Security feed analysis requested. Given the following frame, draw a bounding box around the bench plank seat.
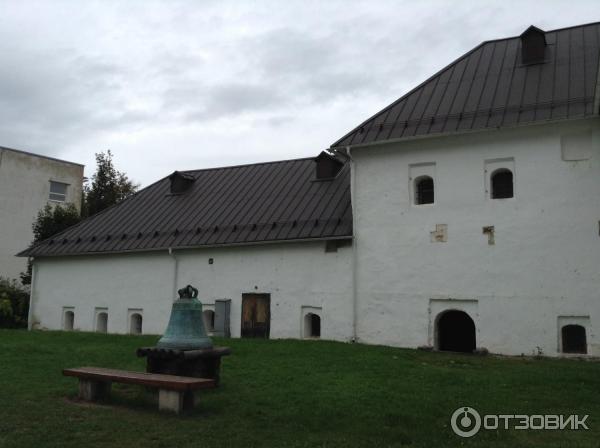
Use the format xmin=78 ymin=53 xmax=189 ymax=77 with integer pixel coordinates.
xmin=63 ymin=367 xmax=215 ymax=414
xmin=63 ymin=367 xmax=215 ymax=391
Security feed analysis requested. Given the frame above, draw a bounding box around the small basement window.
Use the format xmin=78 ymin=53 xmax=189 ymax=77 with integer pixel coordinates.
xmin=561 ymin=324 xmax=587 ymax=354
xmin=49 ymin=181 xmax=68 ymax=202
xmin=414 ymin=176 xmax=434 ymax=205
xmin=130 ymin=313 xmax=142 ymax=335
xmin=96 ymin=312 xmax=108 ymax=333
xmin=203 ymin=310 xmax=215 ymax=332
xmin=63 ymin=310 xmax=74 ymax=331
xmin=491 ymin=169 xmax=513 ymax=199
xmin=304 ymin=312 xmax=321 ymax=338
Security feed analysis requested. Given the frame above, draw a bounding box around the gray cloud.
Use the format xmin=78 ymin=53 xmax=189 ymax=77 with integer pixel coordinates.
xmin=246 ymin=28 xmax=380 ymax=103
xmin=189 ymin=83 xmax=285 ymax=120
xmin=0 ymin=0 xmax=597 ymax=184
xmin=0 ymin=44 xmax=150 ymax=152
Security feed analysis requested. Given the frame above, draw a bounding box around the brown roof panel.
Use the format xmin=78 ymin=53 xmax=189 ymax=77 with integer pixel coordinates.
xmin=19 ymin=157 xmax=352 ymax=257
xmin=331 ymin=22 xmax=600 ymax=149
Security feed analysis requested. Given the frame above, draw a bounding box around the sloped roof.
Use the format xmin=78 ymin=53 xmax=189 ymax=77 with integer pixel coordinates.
xmin=332 ymin=22 xmax=600 ymax=148
xmin=19 ymin=157 xmax=352 ymax=257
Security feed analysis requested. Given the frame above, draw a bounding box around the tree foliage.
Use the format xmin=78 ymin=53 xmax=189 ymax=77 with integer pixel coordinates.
xmin=20 ymin=203 xmax=81 ymax=285
xmin=32 ymin=203 xmax=81 ymax=243
xmin=83 ymin=150 xmax=138 ymax=217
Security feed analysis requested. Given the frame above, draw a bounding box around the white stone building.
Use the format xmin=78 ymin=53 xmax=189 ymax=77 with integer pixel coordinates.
xmin=21 ymin=23 xmax=600 ymax=357
xmin=0 ymin=146 xmax=83 ymax=280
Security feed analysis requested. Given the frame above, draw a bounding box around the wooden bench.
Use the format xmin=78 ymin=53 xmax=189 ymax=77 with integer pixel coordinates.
xmin=63 ymin=367 xmax=215 ymax=414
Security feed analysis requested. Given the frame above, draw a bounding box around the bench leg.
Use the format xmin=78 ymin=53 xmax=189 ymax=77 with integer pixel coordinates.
xmin=158 ymin=390 xmax=198 ymax=414
xmin=79 ymin=380 xmax=111 ymax=401
xmin=184 ymin=390 xmax=201 ymax=409
xmin=158 ymin=389 xmax=184 ymax=414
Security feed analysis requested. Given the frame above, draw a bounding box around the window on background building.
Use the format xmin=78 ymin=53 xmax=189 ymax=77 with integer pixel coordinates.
xmin=49 ymin=181 xmax=68 ymax=202
xmin=415 ymin=176 xmax=434 ymax=205
xmin=491 ymin=169 xmax=513 ymax=199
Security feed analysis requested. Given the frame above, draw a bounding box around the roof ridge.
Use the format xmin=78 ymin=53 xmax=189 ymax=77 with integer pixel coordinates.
xmin=474 ymin=21 xmax=600 ymax=46
xmin=180 ymin=155 xmax=318 ymax=174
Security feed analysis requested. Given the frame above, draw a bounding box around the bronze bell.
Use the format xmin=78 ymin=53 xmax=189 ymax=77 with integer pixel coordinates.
xmin=157 ymin=284 xmax=213 ymax=350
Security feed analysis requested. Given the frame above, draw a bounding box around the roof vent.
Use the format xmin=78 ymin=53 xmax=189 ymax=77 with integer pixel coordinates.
xmin=314 ymin=151 xmax=343 ymax=180
xmin=520 ymin=25 xmax=546 ymax=65
xmin=168 ymin=171 xmax=195 ymax=194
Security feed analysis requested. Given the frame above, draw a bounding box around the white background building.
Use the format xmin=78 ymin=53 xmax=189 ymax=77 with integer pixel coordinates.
xmin=22 ymin=22 xmax=600 ymax=357
xmin=0 ymin=146 xmax=83 ymax=281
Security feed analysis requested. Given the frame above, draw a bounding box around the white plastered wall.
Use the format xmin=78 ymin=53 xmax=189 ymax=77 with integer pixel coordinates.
xmin=30 ymin=241 xmax=353 ymax=341
xmin=351 ymin=118 xmax=600 ymax=356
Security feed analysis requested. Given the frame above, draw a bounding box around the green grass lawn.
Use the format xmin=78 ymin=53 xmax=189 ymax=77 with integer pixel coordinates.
xmin=0 ymin=330 xmax=599 ymax=448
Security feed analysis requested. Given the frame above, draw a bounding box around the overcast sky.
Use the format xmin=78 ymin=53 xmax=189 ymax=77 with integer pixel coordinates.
xmin=1 ymin=0 xmax=598 ymax=186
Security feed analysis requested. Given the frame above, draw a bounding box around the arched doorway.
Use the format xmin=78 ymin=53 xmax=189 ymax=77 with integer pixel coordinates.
xmin=561 ymin=324 xmax=587 ymax=354
xmin=436 ymin=310 xmax=476 ymax=353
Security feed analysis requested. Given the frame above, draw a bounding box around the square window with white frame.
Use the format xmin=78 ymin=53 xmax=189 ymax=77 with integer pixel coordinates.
xmin=49 ymin=181 xmax=68 ymax=202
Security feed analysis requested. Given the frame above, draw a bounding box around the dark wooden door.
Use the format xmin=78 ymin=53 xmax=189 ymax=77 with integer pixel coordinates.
xmin=241 ymin=294 xmax=270 ymax=338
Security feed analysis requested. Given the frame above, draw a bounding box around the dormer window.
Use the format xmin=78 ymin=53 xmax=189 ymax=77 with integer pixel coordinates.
xmin=314 ymin=151 xmax=343 ymax=180
xmin=520 ymin=25 xmax=546 ymax=65
xmin=168 ymin=171 xmax=195 ymax=194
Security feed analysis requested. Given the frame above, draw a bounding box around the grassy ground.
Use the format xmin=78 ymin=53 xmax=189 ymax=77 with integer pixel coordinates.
xmin=0 ymin=330 xmax=599 ymax=448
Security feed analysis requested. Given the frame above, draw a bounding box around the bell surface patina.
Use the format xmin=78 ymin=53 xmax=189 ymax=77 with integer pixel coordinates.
xmin=157 ymin=284 xmax=213 ymax=350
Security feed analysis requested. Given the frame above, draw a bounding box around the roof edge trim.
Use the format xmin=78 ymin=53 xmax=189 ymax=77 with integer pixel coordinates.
xmin=24 ymin=235 xmax=355 ymax=258
xmin=334 ymin=115 xmax=600 ymax=151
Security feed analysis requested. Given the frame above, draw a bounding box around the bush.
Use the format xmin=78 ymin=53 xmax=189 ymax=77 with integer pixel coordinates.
xmin=0 ymin=278 xmax=29 ymax=328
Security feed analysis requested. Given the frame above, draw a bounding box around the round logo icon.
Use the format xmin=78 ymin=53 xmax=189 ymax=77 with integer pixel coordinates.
xmin=451 ymin=407 xmax=482 ymax=438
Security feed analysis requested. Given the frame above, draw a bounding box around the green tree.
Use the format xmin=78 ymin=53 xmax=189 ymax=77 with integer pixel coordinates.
xmin=20 ymin=203 xmax=81 ymax=285
xmin=83 ymin=150 xmax=138 ymax=217
xmin=32 ymin=203 xmax=81 ymax=242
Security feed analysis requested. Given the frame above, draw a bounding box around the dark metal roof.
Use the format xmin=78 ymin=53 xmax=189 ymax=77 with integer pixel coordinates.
xmin=331 ymin=22 xmax=600 ymax=148
xmin=19 ymin=157 xmax=352 ymax=257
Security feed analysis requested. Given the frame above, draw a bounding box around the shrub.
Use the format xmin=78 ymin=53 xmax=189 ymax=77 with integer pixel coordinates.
xmin=0 ymin=278 xmax=29 ymax=328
